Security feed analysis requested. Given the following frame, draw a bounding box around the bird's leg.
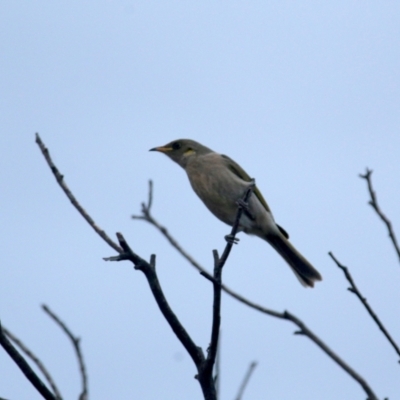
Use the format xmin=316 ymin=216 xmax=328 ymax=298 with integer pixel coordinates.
xmin=226 ymin=180 xmax=255 ymax=244
xmin=236 ymin=199 xmax=255 ymax=221
xmin=236 ymin=179 xmax=256 ymax=221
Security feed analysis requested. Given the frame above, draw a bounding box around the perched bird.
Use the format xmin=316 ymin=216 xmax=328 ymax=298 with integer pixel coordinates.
xmin=150 ymin=139 xmax=322 ymax=287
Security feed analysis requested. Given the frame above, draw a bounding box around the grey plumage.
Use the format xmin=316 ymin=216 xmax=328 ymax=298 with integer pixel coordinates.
xmin=150 ymin=139 xmax=322 ymax=287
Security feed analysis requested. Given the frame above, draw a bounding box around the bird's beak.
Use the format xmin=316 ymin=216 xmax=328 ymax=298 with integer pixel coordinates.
xmin=149 ymin=145 xmax=172 ymax=153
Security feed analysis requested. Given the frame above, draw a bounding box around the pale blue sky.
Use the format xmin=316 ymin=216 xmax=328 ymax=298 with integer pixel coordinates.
xmin=1 ymin=2 xmax=400 ymax=399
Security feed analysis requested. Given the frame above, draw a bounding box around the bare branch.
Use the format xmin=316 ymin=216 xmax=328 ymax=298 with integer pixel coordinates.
xmin=42 ymin=305 xmax=88 ymax=400
xmin=0 ymin=322 xmax=57 ymax=400
xmin=360 ymin=168 xmax=400 ymax=264
xmin=2 ymin=327 xmax=62 ymax=400
xmin=287 ymin=311 xmax=379 ymax=400
xmin=107 ymin=233 xmax=205 ymax=368
xmin=35 ymin=133 xmax=122 ymax=254
xmin=329 ymin=252 xmax=400 ymax=363
xmin=235 ymin=361 xmax=258 ymax=400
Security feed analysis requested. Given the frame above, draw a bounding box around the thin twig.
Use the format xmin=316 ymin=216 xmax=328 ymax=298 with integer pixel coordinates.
xmin=0 ymin=322 xmax=57 ymax=400
xmin=42 ymin=305 xmax=88 ymax=400
xmin=329 ymin=252 xmax=400 ymax=363
xmin=132 ymin=180 xmax=380 ymax=400
xmin=132 ymin=180 xmax=205 ymax=273
xmin=287 ymin=311 xmax=379 ymax=400
xmin=235 ymin=361 xmax=258 ymax=400
xmin=2 ymin=328 xmax=62 ymax=400
xmin=35 ymin=133 xmax=122 ymax=254
xmin=360 ymin=168 xmax=400 ymax=264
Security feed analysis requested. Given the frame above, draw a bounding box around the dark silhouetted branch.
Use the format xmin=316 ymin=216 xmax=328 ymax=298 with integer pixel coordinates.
xmin=42 ymin=305 xmax=88 ymax=400
xmin=104 ymin=233 xmax=205 ymax=367
xmin=360 ymin=168 xmax=400 ymax=264
xmin=329 ymin=252 xmax=400 ymax=363
xmin=104 ymin=233 xmax=217 ymax=399
xmin=235 ymin=361 xmax=258 ymax=400
xmin=2 ymin=327 xmax=62 ymax=400
xmin=0 ymin=322 xmax=57 ymax=400
xmin=35 ymin=133 xmax=122 ymax=254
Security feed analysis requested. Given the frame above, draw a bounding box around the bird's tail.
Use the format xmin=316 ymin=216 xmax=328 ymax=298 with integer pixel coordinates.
xmin=265 ymin=234 xmax=322 ymax=287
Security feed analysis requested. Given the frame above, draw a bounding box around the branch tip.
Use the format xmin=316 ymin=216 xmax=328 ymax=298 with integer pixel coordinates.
xmin=35 ymin=134 xmax=122 ymax=254
xmin=42 ymin=304 xmax=88 ymax=400
xmin=331 ymin=253 xmax=400 ymax=362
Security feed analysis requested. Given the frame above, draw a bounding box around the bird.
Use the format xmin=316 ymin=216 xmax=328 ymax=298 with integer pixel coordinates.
xmin=150 ymin=139 xmax=322 ymax=287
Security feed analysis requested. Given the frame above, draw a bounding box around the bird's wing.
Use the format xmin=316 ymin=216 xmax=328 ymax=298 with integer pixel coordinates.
xmin=221 ymin=154 xmax=271 ymax=213
xmin=221 ymin=154 xmax=289 ymax=239
xmin=221 ymin=154 xmax=290 ymax=239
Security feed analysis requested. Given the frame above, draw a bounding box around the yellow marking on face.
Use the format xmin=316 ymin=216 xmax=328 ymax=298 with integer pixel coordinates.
xmin=184 ymin=148 xmax=195 ymax=156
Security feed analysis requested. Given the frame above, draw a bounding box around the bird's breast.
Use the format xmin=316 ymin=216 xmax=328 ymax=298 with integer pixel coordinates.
xmin=185 ymin=158 xmax=252 ymax=226
xmin=184 ymin=155 xmax=278 ymax=236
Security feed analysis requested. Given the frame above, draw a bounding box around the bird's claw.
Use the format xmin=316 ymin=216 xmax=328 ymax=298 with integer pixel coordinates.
xmin=225 ymin=234 xmax=239 ymax=244
xmin=236 ymin=198 xmax=249 ymax=209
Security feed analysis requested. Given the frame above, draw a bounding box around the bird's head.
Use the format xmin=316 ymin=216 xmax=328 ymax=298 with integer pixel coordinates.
xmin=150 ymin=139 xmax=212 ymax=168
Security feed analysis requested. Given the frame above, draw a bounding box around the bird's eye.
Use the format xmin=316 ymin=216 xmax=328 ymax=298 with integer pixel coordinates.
xmin=172 ymin=142 xmax=181 ymax=150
